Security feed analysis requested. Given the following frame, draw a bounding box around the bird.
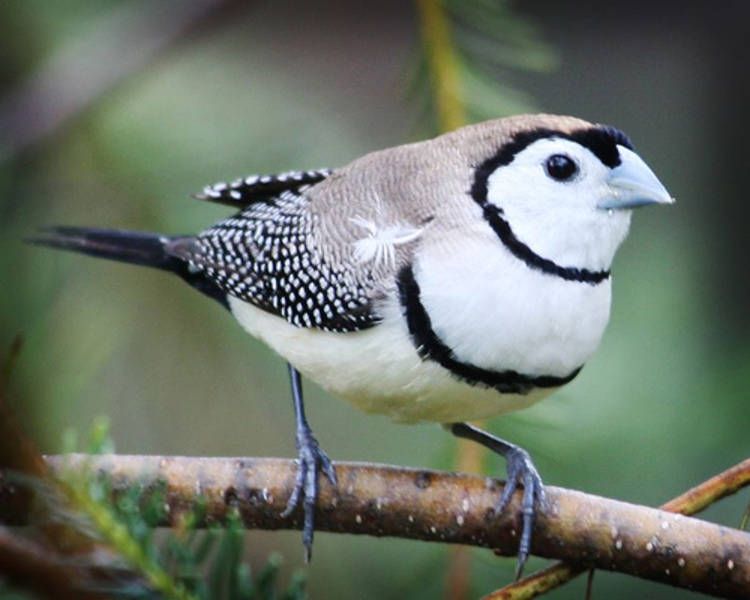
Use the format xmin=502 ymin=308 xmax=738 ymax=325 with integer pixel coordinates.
xmin=30 ymin=113 xmax=673 ymax=577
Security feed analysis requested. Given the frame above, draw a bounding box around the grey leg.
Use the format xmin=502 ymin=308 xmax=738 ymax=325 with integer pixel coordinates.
xmin=281 ymin=363 xmax=338 ymax=562
xmin=449 ymin=422 xmax=544 ymax=579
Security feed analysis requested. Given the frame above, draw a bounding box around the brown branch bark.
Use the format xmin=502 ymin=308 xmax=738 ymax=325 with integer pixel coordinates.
xmin=486 ymin=458 xmax=750 ymax=599
xmin=0 ymin=526 xmax=109 ymax=600
xmin=1 ymin=455 xmax=749 ymax=599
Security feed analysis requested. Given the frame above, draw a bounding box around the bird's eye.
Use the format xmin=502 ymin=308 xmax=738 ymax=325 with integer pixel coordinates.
xmin=544 ymin=154 xmax=578 ymax=182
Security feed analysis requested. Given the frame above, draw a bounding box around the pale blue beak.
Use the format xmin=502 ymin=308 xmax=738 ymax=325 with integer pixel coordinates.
xmin=598 ymin=146 xmax=674 ymax=210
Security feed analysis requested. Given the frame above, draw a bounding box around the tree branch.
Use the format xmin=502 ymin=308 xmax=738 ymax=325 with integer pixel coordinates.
xmin=487 ymin=458 xmax=750 ymax=599
xmin=662 ymin=458 xmax=750 ymax=514
xmin=1 ymin=455 xmax=747 ymax=598
xmin=0 ymin=526 xmax=108 ymax=600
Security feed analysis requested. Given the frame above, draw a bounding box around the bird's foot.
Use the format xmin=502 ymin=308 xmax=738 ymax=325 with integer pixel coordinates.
xmin=281 ymin=424 xmax=338 ymax=562
xmin=495 ymin=446 xmax=545 ymax=580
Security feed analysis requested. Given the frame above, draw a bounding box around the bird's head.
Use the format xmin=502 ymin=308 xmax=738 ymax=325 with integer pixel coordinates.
xmin=458 ymin=114 xmax=674 ymax=275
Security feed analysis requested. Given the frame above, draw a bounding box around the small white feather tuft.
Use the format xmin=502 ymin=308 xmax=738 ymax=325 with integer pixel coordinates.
xmin=350 ymin=217 xmax=422 ymax=269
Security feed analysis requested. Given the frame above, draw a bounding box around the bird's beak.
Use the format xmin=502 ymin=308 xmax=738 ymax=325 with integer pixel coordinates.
xmin=597 ymin=146 xmax=675 ymax=210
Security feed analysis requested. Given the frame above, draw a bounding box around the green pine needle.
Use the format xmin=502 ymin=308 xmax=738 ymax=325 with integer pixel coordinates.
xmin=49 ymin=421 xmax=307 ymax=600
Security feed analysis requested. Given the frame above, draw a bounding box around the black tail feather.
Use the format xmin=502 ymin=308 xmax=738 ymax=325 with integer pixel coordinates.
xmin=28 ymin=227 xmax=180 ymax=270
xmin=28 ymin=226 xmax=229 ymax=309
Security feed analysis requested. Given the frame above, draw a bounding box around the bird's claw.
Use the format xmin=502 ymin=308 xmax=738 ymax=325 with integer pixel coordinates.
xmin=281 ymin=425 xmax=337 ymax=562
xmin=496 ymin=446 xmax=545 ymax=580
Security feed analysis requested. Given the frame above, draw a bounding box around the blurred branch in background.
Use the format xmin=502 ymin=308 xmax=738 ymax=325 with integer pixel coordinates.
xmin=1 ymin=454 xmax=747 ymax=599
xmin=410 ymin=0 xmax=556 ymax=134
xmin=0 ymin=340 xmax=139 ymax=598
xmin=415 ymin=0 xmax=466 ymax=131
xmin=0 ymin=528 xmax=107 ymax=600
xmin=0 ymin=0 xmax=232 ymax=162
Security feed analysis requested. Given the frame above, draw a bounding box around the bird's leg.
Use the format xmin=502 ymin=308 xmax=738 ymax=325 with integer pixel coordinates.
xmin=448 ymin=422 xmax=544 ymax=580
xmin=281 ymin=363 xmax=337 ymax=562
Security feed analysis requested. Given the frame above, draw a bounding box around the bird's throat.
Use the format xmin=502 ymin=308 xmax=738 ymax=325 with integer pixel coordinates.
xmin=481 ymin=204 xmax=611 ymax=285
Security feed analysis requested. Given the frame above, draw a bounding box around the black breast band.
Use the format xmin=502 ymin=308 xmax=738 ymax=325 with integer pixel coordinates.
xmin=397 ymin=264 xmax=582 ymax=395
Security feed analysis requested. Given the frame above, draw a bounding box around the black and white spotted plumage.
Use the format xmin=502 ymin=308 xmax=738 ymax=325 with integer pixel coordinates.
xmin=196 ymin=168 xmax=333 ymax=208
xmin=175 ymin=177 xmax=378 ymax=332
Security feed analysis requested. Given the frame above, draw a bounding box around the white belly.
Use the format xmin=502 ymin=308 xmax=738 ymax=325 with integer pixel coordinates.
xmin=228 ymin=235 xmax=612 ymax=424
xmin=229 ymin=296 xmax=551 ymax=424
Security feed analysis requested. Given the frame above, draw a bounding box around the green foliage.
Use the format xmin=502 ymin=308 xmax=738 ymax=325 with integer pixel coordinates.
xmin=100 ymin=483 xmax=305 ymax=600
xmin=99 ymin=424 xmax=303 ymax=599
xmin=51 ymin=422 xmax=307 ymax=600
xmin=411 ymin=0 xmax=557 ymax=132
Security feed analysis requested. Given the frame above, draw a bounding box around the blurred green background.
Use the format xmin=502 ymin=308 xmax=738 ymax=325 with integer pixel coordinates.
xmin=1 ymin=1 xmax=748 ymax=598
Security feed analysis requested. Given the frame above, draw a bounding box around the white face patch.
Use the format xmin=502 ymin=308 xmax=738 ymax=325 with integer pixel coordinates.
xmin=350 ymin=217 xmax=423 ymax=270
xmin=484 ymin=138 xmax=632 ymax=272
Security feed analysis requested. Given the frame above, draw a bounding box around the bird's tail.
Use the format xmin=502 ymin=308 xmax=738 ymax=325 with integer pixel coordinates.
xmin=28 ymin=226 xmax=182 ymax=271
xmin=28 ymin=226 xmax=229 ymax=308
